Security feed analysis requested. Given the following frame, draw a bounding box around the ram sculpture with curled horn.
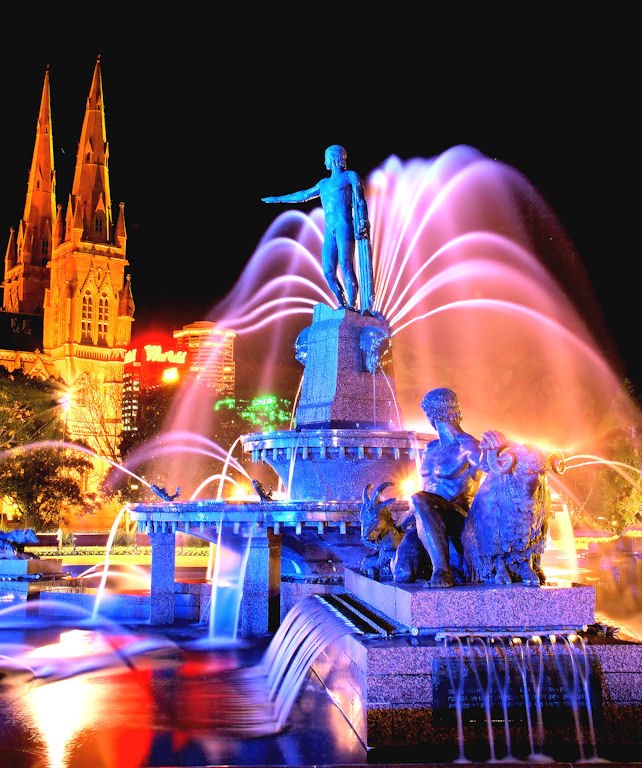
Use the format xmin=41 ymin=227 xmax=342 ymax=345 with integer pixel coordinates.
xmin=359 ymin=481 xmax=431 ymax=583
xmin=461 ymin=433 xmax=566 ymax=586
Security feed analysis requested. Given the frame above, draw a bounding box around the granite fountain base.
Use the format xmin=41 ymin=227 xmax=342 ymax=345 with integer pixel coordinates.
xmin=306 ymin=572 xmax=642 ymax=761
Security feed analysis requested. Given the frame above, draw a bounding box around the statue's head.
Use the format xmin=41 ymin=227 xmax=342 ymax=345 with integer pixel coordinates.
xmin=420 ymin=387 xmax=462 ymax=427
xmin=325 ymin=144 xmax=347 ymax=171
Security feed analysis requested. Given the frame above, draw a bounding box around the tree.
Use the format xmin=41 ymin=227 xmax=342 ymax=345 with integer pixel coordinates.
xmin=0 ymin=367 xmax=107 ymax=530
xmin=0 ymin=445 xmax=94 ymax=529
xmin=67 ymin=372 xmax=122 ymax=464
xmin=0 ymin=367 xmax=65 ymax=450
xmin=586 ymin=424 xmax=642 ymax=533
xmin=566 ymin=379 xmax=642 ymax=533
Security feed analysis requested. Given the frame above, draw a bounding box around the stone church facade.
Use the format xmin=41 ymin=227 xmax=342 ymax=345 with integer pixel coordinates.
xmin=1 ymin=56 xmax=134 ymax=459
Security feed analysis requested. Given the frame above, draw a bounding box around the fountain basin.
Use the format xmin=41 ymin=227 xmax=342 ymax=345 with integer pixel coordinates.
xmin=242 ymin=428 xmax=429 ymax=501
xmin=314 ymin=626 xmax=642 ymax=758
xmin=37 ymin=581 xmax=212 ymax=622
xmin=127 ymin=498 xmax=411 ymax=536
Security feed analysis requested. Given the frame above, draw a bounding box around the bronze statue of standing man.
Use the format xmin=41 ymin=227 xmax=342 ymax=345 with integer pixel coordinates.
xmin=262 ymin=145 xmax=374 ymax=313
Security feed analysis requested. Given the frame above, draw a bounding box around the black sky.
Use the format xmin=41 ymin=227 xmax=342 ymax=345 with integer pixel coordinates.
xmin=1 ymin=20 xmax=638 ymax=387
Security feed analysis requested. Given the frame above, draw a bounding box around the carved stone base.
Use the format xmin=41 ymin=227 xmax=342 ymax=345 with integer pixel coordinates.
xmin=295 ymin=303 xmax=398 ymax=429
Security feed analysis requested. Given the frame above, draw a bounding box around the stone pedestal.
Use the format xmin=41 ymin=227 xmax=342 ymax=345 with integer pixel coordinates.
xmin=345 ymin=568 xmax=596 ymax=632
xmin=149 ymin=531 xmax=176 ymax=625
xmin=295 ymin=304 xmax=399 ymax=429
xmin=308 ymin=576 xmax=642 ymax=758
xmin=240 ymin=530 xmax=282 ymax=636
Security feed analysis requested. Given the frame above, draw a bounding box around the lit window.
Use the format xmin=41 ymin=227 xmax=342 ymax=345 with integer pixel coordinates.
xmin=97 ymin=293 xmax=109 ymax=343
xmin=81 ymin=293 xmax=93 ymax=341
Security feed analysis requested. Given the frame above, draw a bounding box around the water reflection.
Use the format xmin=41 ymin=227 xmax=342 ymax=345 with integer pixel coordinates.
xmin=0 ymin=601 xmax=367 ymax=768
xmin=576 ymin=542 xmax=642 ymax=642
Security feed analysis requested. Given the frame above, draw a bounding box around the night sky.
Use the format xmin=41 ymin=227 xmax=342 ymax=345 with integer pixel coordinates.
xmin=1 ymin=21 xmax=638 ymax=388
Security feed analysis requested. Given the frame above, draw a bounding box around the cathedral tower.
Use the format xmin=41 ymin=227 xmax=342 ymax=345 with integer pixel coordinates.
xmin=2 ymin=56 xmax=135 ymax=459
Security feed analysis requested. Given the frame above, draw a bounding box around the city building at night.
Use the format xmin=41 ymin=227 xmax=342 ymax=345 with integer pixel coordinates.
xmin=122 ymin=323 xmax=237 ymax=437
xmin=173 ymin=320 xmax=236 ymax=395
xmin=0 ymin=56 xmax=134 ymax=457
xmin=122 ymin=333 xmax=187 ymax=436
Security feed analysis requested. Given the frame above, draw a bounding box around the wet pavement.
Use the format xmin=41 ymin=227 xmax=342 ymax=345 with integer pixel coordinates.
xmin=0 ymin=668 xmax=368 ymax=767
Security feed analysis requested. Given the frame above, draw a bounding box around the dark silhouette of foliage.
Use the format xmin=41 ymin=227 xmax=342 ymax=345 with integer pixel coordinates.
xmin=0 ymin=367 xmax=66 ymax=450
xmin=0 ymin=446 xmax=94 ymax=529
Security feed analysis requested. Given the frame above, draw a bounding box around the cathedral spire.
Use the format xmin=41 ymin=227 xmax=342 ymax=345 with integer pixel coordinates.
xmin=115 ymin=201 xmax=127 ymax=252
xmin=22 ymin=63 xmax=57 ymax=252
xmin=2 ymin=64 xmax=56 ymax=313
xmin=44 ymin=54 xmax=131 ymax=382
xmin=3 ymin=55 xmax=132 ymax=464
xmin=70 ymin=54 xmax=112 ymax=244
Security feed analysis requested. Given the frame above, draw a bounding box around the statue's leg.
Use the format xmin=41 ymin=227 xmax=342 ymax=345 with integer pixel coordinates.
xmin=512 ymin=557 xmax=540 ymax=586
xmin=391 ymin=526 xmax=430 ymax=583
xmin=532 ymin=553 xmax=547 ymax=585
xmin=360 ymin=552 xmax=380 ymax=580
xmin=493 ymin=555 xmax=512 ymax=585
xmin=377 ymin=541 xmax=395 ymax=581
xmin=330 ymin=279 xmax=348 ymax=307
xmin=446 ymin=510 xmax=467 ymax=582
xmin=412 ymin=492 xmax=459 ymax=588
xmin=338 ymin=239 xmax=358 ymax=309
xmin=532 ymin=529 xmax=548 ymax=584
xmin=322 ymin=241 xmax=348 ymax=307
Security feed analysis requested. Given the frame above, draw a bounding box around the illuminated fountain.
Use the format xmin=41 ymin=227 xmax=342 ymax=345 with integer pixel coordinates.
xmin=119 ymin=145 xmax=642 ymax=760
xmin=126 ymin=143 xmax=641 ymax=618
xmin=131 ymin=145 xmax=640 ymax=521
xmin=2 ymin=145 xmax=641 ymax=763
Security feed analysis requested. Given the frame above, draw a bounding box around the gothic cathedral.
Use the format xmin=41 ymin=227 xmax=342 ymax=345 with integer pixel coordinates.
xmin=1 ymin=56 xmax=135 ymax=459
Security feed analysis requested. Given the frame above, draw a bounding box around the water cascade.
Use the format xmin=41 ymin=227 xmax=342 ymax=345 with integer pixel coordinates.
xmin=437 ymin=631 xmax=601 ymax=762
xmin=205 ymin=514 xmax=256 ymax=642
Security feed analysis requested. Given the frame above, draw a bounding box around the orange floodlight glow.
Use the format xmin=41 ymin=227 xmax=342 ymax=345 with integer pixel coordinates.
xmin=161 ymin=367 xmax=179 ymax=384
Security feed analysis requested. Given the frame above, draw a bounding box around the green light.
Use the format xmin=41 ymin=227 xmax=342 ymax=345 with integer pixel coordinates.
xmin=214 ymin=397 xmax=236 ymax=411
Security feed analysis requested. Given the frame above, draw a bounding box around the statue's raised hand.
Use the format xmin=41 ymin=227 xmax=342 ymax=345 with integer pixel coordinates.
xmin=479 ymin=430 xmax=508 ymax=452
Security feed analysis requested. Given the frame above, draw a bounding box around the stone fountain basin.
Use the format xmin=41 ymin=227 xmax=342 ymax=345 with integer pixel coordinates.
xmin=127 ymin=498 xmax=411 ymax=538
xmin=242 ymin=428 xmax=430 ymax=501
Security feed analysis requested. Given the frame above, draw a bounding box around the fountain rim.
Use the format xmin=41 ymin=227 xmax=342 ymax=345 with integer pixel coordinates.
xmin=126 ymin=498 xmax=410 ymax=520
xmin=241 ymin=428 xmax=433 ymax=449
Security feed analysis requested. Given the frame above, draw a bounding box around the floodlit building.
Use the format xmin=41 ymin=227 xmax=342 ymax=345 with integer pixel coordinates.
xmin=122 ymin=334 xmax=188 ymax=436
xmin=0 ymin=58 xmax=236 ymax=461
xmin=0 ymin=56 xmax=134 ymax=457
xmin=173 ymin=321 xmax=236 ymax=396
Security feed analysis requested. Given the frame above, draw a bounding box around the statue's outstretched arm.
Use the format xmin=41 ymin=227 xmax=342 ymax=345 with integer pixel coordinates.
xmin=262 ymin=183 xmax=320 ymax=205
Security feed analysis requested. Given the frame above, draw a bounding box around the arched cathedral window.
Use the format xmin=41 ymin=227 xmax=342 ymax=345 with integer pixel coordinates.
xmin=81 ymin=292 xmax=94 ymax=342
xmin=98 ymin=293 xmax=109 ymax=344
